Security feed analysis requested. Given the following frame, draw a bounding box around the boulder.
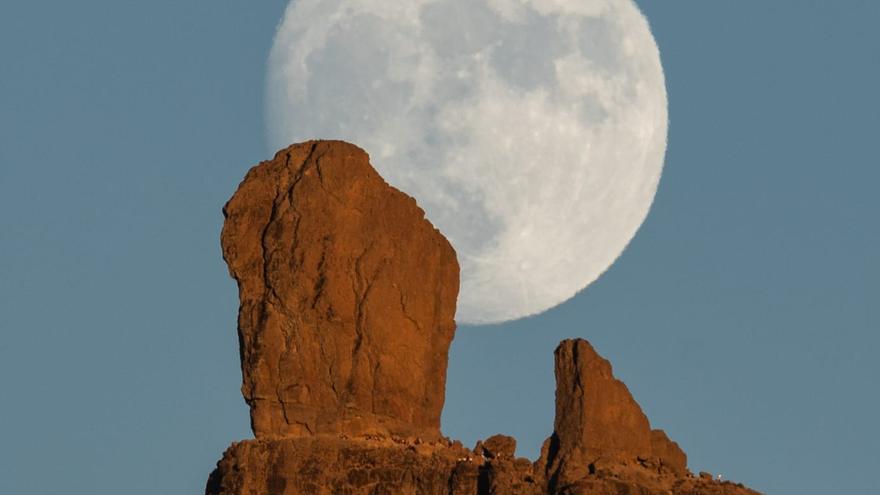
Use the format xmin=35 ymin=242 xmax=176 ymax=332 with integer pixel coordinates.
xmin=477 ymin=434 xmax=518 ymax=460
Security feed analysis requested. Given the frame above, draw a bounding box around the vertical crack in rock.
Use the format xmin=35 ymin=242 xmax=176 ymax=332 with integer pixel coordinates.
xmin=351 ymin=242 xmax=377 ymax=360
xmin=398 ymin=285 xmax=424 ymax=334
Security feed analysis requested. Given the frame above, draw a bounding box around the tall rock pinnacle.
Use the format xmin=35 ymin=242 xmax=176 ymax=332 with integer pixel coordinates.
xmin=543 ymin=339 xmax=688 ymax=491
xmin=220 ymin=140 xmax=459 ymax=440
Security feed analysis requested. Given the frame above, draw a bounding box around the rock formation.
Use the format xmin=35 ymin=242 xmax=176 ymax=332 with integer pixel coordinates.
xmin=220 ymin=140 xmax=458 ymax=440
xmin=207 ymin=140 xmax=762 ymax=495
xmin=542 ymin=339 xmax=688 ymax=491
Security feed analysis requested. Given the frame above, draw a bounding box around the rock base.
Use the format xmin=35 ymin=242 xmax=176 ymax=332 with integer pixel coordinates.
xmin=206 ymin=435 xmax=760 ymax=495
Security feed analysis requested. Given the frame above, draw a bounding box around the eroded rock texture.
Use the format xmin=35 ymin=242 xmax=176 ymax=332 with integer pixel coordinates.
xmin=541 ymin=339 xmax=689 ymax=492
xmin=208 ymin=141 xmax=761 ymax=495
xmin=207 ymin=434 xmax=759 ymax=495
xmin=221 ymin=140 xmax=459 ymax=440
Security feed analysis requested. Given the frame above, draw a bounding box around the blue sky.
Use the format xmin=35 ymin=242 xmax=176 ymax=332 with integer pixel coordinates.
xmin=1 ymin=1 xmax=878 ymax=494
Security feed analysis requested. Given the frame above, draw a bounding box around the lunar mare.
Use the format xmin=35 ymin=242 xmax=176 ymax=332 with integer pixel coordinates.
xmin=267 ymin=0 xmax=667 ymax=324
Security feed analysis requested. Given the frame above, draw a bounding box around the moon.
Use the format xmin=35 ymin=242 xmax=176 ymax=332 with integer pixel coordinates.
xmin=267 ymin=0 xmax=667 ymax=324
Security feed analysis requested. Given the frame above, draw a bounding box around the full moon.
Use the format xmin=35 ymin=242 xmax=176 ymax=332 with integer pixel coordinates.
xmin=267 ymin=0 xmax=667 ymax=324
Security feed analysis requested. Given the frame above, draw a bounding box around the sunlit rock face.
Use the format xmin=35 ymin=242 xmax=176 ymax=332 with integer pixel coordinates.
xmin=541 ymin=339 xmax=689 ymax=491
xmin=267 ymin=0 xmax=668 ymax=323
xmin=221 ymin=140 xmax=459 ymax=440
xmin=207 ymin=142 xmax=761 ymax=495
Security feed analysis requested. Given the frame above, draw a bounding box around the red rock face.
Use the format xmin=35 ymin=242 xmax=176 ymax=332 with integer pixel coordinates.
xmin=206 ymin=437 xmax=484 ymax=495
xmin=208 ymin=141 xmax=761 ymax=495
xmin=543 ymin=339 xmax=689 ymax=489
xmin=552 ymin=339 xmax=654 ymax=460
xmin=221 ymin=140 xmax=459 ymax=440
xmin=651 ymin=429 xmax=688 ymax=476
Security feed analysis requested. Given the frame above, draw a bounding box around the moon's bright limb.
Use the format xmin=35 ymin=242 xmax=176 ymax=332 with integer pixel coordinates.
xmin=267 ymin=0 xmax=667 ymax=324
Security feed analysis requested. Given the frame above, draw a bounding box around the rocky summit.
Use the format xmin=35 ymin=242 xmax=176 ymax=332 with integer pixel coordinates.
xmin=543 ymin=339 xmax=690 ymax=484
xmin=207 ymin=140 xmax=761 ymax=495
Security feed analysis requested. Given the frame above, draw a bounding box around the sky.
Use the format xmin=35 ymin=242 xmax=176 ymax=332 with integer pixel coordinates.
xmin=0 ymin=1 xmax=877 ymax=494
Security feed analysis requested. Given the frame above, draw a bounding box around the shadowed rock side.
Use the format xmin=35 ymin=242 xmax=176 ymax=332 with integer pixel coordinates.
xmin=208 ymin=140 xmax=761 ymax=495
xmin=221 ymin=140 xmax=459 ymax=440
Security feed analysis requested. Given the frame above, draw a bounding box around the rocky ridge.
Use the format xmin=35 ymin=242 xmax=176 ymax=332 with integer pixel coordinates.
xmin=207 ymin=140 xmax=761 ymax=495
